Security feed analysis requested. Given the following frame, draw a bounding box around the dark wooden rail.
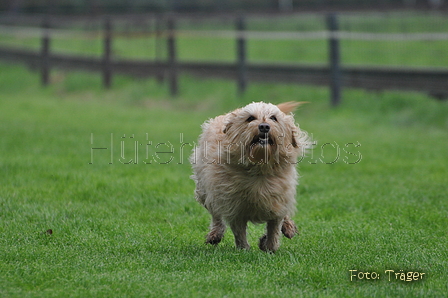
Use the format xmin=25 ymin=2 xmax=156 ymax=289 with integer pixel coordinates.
xmin=2 ymin=46 xmax=448 ymax=98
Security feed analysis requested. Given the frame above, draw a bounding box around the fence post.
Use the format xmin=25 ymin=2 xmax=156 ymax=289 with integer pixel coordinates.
xmin=327 ymin=13 xmax=341 ymax=107
xmin=155 ymin=16 xmax=165 ymax=83
xmin=167 ymin=18 xmax=178 ymax=96
xmin=103 ymin=16 xmax=112 ymax=89
xmin=41 ymin=18 xmax=50 ymax=86
xmin=236 ymin=16 xmax=247 ymax=95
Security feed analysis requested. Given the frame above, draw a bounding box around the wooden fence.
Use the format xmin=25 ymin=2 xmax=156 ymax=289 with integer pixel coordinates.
xmin=1 ymin=14 xmax=448 ymax=105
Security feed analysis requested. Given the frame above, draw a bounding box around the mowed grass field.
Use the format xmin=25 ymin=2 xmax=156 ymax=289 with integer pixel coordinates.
xmin=0 ymin=61 xmax=447 ymax=297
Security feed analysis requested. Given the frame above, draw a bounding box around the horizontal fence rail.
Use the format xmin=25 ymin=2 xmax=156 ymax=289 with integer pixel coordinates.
xmin=3 ymin=24 xmax=448 ymax=41
xmin=2 ymin=46 xmax=448 ymax=91
xmin=1 ymin=14 xmax=448 ymax=105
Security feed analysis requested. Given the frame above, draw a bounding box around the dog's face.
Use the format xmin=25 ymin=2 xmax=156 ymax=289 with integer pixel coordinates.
xmin=223 ymin=102 xmax=305 ymax=165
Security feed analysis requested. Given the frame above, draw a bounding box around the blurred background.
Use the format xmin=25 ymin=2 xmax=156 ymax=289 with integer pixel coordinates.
xmin=0 ymin=0 xmax=447 ymax=14
xmin=1 ymin=0 xmax=448 ymax=104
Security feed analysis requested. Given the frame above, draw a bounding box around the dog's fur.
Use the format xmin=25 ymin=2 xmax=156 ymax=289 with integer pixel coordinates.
xmin=190 ymin=102 xmax=308 ymax=252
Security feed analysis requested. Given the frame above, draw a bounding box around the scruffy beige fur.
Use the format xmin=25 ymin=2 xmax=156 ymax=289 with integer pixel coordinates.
xmin=190 ymin=102 xmax=309 ymax=252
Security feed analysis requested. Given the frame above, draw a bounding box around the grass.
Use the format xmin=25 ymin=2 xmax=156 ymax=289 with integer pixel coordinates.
xmin=0 ymin=61 xmax=447 ymax=297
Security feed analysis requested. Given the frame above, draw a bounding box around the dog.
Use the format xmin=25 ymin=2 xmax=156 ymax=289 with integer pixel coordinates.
xmin=190 ymin=102 xmax=309 ymax=252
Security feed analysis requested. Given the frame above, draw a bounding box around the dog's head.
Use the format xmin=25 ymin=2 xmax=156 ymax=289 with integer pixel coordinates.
xmin=223 ymin=101 xmax=308 ymax=165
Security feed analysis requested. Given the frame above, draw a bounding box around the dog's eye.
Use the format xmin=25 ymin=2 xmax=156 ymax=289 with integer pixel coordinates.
xmin=246 ymin=116 xmax=256 ymax=122
xmin=270 ymin=115 xmax=278 ymax=122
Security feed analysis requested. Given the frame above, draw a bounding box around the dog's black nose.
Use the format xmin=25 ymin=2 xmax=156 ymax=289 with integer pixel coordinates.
xmin=258 ymin=123 xmax=270 ymax=133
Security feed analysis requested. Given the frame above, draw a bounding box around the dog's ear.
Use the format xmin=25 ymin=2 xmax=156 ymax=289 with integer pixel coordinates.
xmin=277 ymin=102 xmax=308 ymax=114
xmin=223 ymin=122 xmax=231 ymax=134
xmin=223 ymin=112 xmax=237 ymax=134
xmin=291 ymin=129 xmax=299 ymax=148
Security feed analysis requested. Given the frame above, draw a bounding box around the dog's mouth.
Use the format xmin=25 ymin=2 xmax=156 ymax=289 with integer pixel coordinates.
xmin=251 ymin=133 xmax=274 ymax=146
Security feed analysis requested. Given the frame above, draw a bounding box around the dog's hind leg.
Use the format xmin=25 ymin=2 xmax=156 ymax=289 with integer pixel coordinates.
xmin=281 ymin=216 xmax=298 ymax=239
xmin=229 ymin=220 xmax=250 ymax=250
xmin=206 ymin=216 xmax=226 ymax=245
xmin=259 ymin=219 xmax=283 ymax=252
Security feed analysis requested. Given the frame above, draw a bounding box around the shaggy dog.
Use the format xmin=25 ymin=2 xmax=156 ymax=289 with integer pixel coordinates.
xmin=190 ymin=102 xmax=309 ymax=252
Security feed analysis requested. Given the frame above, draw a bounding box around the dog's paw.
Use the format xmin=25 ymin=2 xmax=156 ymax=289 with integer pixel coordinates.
xmin=281 ymin=219 xmax=298 ymax=239
xmin=258 ymin=234 xmax=268 ymax=251
xmin=258 ymin=234 xmax=278 ymax=253
xmin=206 ymin=230 xmax=223 ymax=245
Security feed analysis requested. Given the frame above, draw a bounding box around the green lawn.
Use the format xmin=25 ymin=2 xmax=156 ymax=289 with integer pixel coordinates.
xmin=0 ymin=62 xmax=447 ymax=297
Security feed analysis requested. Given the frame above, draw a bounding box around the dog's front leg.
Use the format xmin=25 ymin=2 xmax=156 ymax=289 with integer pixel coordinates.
xmin=281 ymin=216 xmax=298 ymax=239
xmin=259 ymin=219 xmax=282 ymax=252
xmin=206 ymin=216 xmax=226 ymax=245
xmin=229 ymin=220 xmax=250 ymax=250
